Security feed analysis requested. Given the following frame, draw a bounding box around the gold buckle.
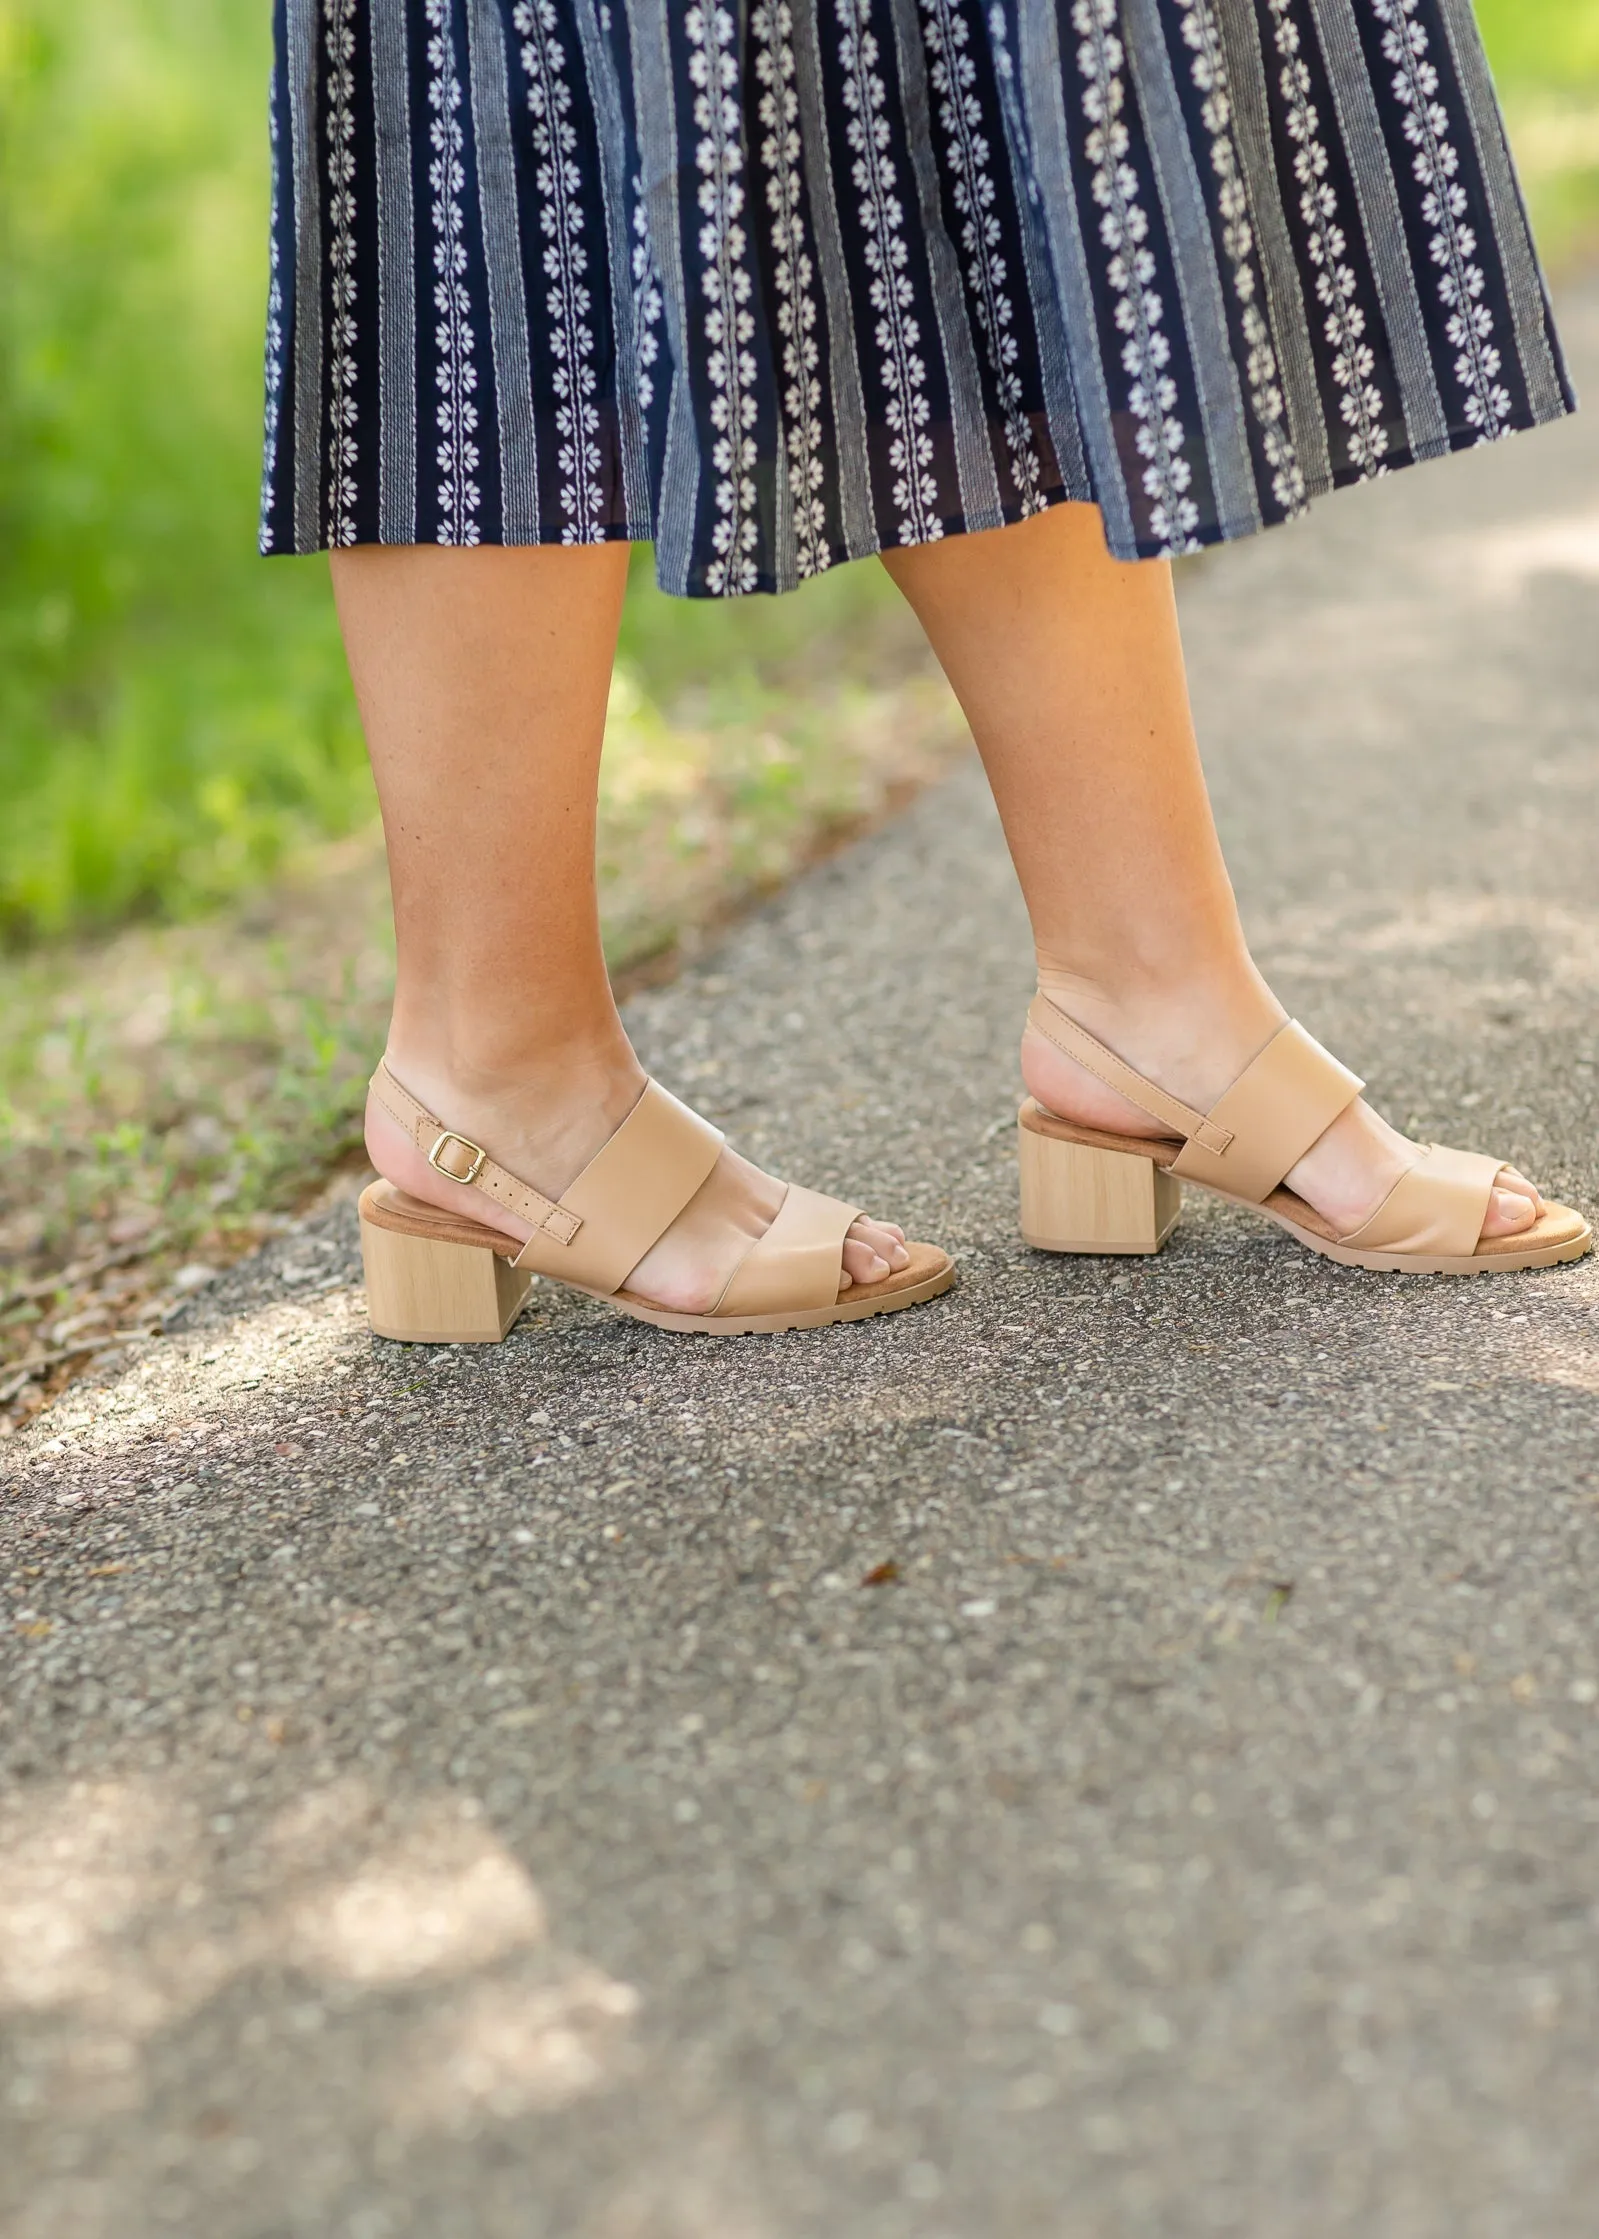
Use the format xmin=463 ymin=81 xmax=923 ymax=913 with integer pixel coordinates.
xmin=427 ymin=1129 xmax=487 ymax=1186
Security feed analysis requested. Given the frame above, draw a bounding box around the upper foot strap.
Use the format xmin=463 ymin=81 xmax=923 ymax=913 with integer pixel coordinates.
xmin=1169 ymin=1021 xmax=1364 ymax=1202
xmin=1029 ymin=994 xmax=1364 ymax=1206
xmin=542 ymin=1077 xmax=725 ymax=1293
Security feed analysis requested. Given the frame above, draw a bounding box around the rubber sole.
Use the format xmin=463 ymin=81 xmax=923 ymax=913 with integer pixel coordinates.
xmin=1259 ymin=1208 xmax=1593 ymax=1275
xmin=603 ymin=1256 xmax=957 ymax=1333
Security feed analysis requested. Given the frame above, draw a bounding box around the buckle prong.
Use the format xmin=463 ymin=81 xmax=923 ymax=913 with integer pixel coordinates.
xmin=427 ymin=1129 xmax=487 ymax=1186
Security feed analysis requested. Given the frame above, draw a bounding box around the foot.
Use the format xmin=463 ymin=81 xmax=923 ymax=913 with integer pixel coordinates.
xmin=366 ymin=1042 xmax=911 ymax=1312
xmin=1023 ymin=970 xmax=1545 ymax=1245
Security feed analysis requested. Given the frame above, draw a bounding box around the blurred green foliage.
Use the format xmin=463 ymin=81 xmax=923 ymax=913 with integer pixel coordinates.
xmin=1476 ymin=0 xmax=1599 ymax=84
xmin=1477 ymin=1 xmax=1599 ymax=269
xmin=0 ymin=0 xmax=1594 ymax=945
xmin=0 ymin=5 xmax=372 ymax=939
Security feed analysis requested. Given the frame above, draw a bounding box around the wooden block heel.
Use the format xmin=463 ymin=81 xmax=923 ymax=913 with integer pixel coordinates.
xmin=1018 ymin=1114 xmax=1182 ymax=1255
xmin=359 ymin=1192 xmax=535 ymax=1343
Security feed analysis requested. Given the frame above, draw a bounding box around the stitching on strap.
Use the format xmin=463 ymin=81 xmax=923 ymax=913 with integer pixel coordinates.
xmin=370 ymin=1070 xmax=422 ymax=1148
xmin=1029 ymin=995 xmax=1233 ymax=1153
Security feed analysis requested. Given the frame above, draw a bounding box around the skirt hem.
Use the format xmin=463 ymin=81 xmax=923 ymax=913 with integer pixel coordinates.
xmin=261 ymin=397 xmax=1575 ymax=597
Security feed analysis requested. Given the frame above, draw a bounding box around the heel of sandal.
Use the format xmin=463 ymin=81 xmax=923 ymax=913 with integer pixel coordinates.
xmin=359 ymin=1203 xmax=534 ymax=1343
xmin=1018 ymin=1120 xmax=1181 ymax=1256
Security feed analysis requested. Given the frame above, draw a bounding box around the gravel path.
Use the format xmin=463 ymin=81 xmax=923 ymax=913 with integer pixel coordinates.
xmin=5 ymin=297 xmax=1599 ymax=2239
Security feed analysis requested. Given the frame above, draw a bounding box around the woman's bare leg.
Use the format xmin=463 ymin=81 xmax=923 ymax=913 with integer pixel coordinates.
xmin=332 ymin=543 xmax=908 ymax=1303
xmin=882 ymin=506 xmax=1540 ymax=1241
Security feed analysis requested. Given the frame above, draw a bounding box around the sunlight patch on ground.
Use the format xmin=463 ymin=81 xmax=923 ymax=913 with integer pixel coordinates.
xmin=1248 ymin=892 xmax=1599 ymax=1023
xmin=12 ymin=1287 xmax=370 ymax=1493
xmin=288 ymin=1816 xmax=548 ymax=1986
xmin=0 ymin=1771 xmax=640 ymax=2132
xmin=382 ymin=1970 xmax=642 ymax=2130
xmin=1345 ymin=894 xmax=1599 ymax=979
xmin=1430 ymin=507 xmax=1599 ymax=598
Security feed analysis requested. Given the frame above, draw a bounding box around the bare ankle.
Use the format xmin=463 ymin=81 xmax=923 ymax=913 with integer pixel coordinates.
xmin=385 ymin=1024 xmax=641 ymax=1125
xmin=1034 ymin=950 xmax=1280 ymax=1045
xmin=370 ymin=1021 xmax=649 ymax=1235
xmin=1024 ymin=950 xmax=1289 ymax=1137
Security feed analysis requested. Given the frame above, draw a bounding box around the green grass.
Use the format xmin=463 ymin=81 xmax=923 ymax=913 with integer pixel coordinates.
xmin=1477 ymin=0 xmax=1599 ymax=88
xmin=0 ymin=7 xmax=370 ymax=938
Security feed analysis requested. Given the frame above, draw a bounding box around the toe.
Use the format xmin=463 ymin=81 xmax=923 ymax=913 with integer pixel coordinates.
xmin=1482 ymin=1185 xmax=1538 ymax=1240
xmin=848 ymin=1214 xmax=910 ymax=1272
xmin=1497 ymin=1165 xmax=1545 ymax=1214
xmin=842 ymin=1235 xmax=893 ymax=1286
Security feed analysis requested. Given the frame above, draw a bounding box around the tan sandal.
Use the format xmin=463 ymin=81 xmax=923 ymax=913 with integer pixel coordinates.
xmin=357 ymin=1061 xmax=956 ymax=1341
xmin=1017 ymin=993 xmax=1592 ymax=1275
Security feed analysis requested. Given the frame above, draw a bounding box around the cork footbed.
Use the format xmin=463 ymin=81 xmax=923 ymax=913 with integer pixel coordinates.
xmin=359 ymin=1181 xmax=955 ymax=1332
xmin=1019 ymin=1103 xmax=1592 ymax=1273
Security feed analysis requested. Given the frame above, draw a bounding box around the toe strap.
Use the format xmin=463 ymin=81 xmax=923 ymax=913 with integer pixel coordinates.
xmin=1339 ymin=1144 xmax=1505 ymax=1258
xmin=712 ymin=1184 xmax=862 ymax=1317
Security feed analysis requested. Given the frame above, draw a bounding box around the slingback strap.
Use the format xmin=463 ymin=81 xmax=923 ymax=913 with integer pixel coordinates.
xmin=371 ymin=1063 xmax=726 ymax=1297
xmin=1339 ymin=1144 xmax=1503 ymax=1258
xmin=514 ymin=1078 xmax=725 ymax=1294
xmin=370 ymin=1061 xmax=583 ymax=1244
xmin=1169 ymin=1020 xmax=1364 ymax=1202
xmin=1028 ymin=995 xmax=1364 ymax=1206
xmin=712 ymin=1183 xmax=862 ymax=1317
xmin=1027 ymin=994 xmax=1232 ymax=1155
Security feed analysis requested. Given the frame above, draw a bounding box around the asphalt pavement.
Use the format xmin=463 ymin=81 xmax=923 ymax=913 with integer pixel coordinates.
xmin=4 ymin=294 xmax=1599 ymax=2239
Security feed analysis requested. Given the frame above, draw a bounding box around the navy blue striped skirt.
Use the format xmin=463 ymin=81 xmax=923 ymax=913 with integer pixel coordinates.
xmin=261 ymin=0 xmax=1574 ymax=594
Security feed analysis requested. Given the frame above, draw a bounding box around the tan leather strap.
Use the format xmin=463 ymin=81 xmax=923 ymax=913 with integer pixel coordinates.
xmin=516 ymin=1078 xmax=725 ymax=1294
xmin=1029 ymin=996 xmax=1365 ymax=1207
xmin=370 ymin=1061 xmax=582 ymax=1244
xmin=1169 ymin=1021 xmax=1364 ymax=1202
xmin=1340 ymin=1143 xmax=1503 ymax=1257
xmin=712 ymin=1182 xmax=860 ymax=1316
xmin=1027 ymin=994 xmax=1231 ymax=1155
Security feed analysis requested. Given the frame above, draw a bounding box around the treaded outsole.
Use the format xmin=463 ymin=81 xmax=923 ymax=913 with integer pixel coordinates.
xmin=605 ymin=1259 xmax=958 ymax=1333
